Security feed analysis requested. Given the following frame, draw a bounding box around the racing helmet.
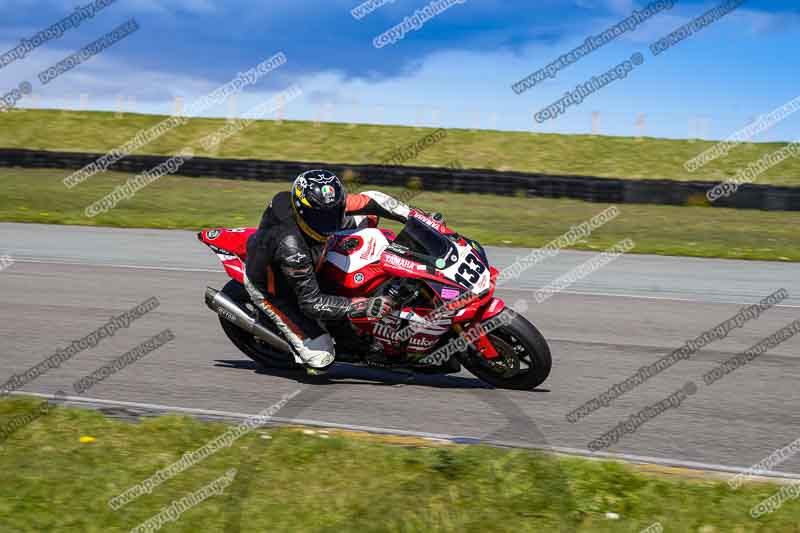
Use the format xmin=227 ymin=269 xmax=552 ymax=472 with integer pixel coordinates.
xmin=291 ymin=169 xmax=347 ymax=242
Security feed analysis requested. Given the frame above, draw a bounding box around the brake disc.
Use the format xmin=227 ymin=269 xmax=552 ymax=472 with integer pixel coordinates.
xmin=485 ymin=335 xmax=521 ymax=378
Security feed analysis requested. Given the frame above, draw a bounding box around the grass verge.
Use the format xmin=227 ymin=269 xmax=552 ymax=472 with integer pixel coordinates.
xmin=2 ymin=108 xmax=800 ymax=186
xmin=2 ymin=167 xmax=799 ymax=262
xmin=1 ymin=396 xmax=798 ymax=532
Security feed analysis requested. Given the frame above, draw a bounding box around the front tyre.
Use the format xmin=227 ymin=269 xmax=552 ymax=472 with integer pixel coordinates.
xmin=458 ymin=308 xmax=552 ymax=390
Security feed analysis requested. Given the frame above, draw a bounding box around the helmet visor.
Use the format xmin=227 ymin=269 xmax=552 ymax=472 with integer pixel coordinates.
xmin=301 ymin=204 xmax=346 ymax=237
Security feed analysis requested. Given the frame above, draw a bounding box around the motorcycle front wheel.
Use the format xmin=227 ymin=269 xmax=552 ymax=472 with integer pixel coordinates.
xmin=458 ymin=308 xmax=552 ymax=390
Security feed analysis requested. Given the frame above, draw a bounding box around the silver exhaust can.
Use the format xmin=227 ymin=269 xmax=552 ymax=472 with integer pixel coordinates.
xmin=204 ymin=287 xmax=293 ymax=355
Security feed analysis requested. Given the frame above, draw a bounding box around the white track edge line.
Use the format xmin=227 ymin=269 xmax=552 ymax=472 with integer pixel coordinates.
xmin=15 ymin=258 xmax=223 ymax=273
xmin=12 ymin=259 xmax=799 ymax=308
xmin=11 ymin=390 xmax=800 ymax=482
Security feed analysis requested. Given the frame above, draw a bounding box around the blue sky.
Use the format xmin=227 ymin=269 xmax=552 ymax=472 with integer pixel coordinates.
xmin=0 ymin=0 xmax=798 ymax=140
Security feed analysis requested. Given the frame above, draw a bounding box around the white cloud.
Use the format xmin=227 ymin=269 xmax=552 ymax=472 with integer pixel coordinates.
xmin=0 ymin=38 xmax=221 ymax=111
xmin=575 ymin=0 xmax=634 ymax=15
xmin=124 ymin=0 xmax=216 ymax=13
xmin=0 ymin=0 xmax=219 ymax=14
xmin=736 ymin=9 xmax=800 ymax=34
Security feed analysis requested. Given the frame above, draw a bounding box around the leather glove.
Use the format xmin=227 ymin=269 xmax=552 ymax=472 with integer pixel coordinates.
xmin=349 ymin=296 xmax=394 ymax=319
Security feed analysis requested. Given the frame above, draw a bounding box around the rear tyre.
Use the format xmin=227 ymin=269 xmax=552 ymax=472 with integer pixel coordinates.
xmin=217 ymin=280 xmax=300 ymax=370
xmin=458 ymin=308 xmax=551 ymax=390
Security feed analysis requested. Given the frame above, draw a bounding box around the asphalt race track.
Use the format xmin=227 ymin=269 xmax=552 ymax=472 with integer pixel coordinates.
xmin=1 ymin=222 xmax=799 ymax=477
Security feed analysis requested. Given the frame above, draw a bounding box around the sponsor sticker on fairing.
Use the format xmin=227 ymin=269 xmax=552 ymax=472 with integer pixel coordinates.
xmin=410 ymin=211 xmax=443 ymax=232
xmin=360 ymin=237 xmax=376 ymax=260
xmin=383 ymin=253 xmax=419 ymax=272
xmin=408 ymin=334 xmax=439 ymax=350
xmin=441 ymin=287 xmax=461 ymax=300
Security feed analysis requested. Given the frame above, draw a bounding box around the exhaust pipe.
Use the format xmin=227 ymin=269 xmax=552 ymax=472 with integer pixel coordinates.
xmin=205 ymin=287 xmax=294 ymax=355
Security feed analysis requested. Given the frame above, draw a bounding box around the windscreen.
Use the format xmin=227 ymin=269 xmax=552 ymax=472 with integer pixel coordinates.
xmin=395 ymin=217 xmax=451 ymax=259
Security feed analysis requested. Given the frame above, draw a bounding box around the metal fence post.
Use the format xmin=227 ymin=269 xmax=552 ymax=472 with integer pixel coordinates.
xmin=174 ymin=96 xmax=183 ymax=117
xmin=591 ymin=111 xmax=601 ymax=135
xmin=227 ymin=95 xmax=238 ymax=122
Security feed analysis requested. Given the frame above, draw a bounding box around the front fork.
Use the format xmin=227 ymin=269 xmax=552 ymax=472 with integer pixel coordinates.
xmin=451 ymin=296 xmax=505 ymax=360
xmin=452 ymin=323 xmax=500 ymax=359
xmin=417 ymin=286 xmax=502 ymax=361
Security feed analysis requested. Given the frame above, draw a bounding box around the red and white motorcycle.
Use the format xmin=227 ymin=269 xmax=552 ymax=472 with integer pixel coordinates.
xmin=200 ymin=209 xmax=551 ymax=390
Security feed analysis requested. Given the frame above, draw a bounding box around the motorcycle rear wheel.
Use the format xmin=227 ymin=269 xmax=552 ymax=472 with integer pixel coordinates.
xmin=458 ymin=308 xmax=552 ymax=390
xmin=217 ymin=280 xmax=300 ymax=370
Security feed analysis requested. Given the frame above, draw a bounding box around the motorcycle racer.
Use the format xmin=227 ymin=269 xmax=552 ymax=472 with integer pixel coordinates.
xmin=244 ymin=169 xmax=412 ymax=371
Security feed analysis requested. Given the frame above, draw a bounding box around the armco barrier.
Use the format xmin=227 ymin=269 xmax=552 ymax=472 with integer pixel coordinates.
xmin=1 ymin=147 xmax=799 ymax=211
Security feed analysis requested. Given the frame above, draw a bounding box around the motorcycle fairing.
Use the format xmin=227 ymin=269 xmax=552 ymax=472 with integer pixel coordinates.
xmin=200 ymin=223 xmax=505 ymax=363
xmin=197 ymin=228 xmax=255 ymax=284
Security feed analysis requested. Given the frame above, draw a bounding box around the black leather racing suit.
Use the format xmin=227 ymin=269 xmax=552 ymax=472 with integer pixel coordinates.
xmin=244 ymin=190 xmax=410 ymax=344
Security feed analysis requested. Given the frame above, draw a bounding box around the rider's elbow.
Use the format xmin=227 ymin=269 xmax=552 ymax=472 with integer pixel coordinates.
xmin=299 ymin=299 xmax=325 ymax=320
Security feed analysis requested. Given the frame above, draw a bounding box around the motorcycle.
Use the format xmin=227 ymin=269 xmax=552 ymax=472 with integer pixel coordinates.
xmin=199 ymin=209 xmax=551 ymax=390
